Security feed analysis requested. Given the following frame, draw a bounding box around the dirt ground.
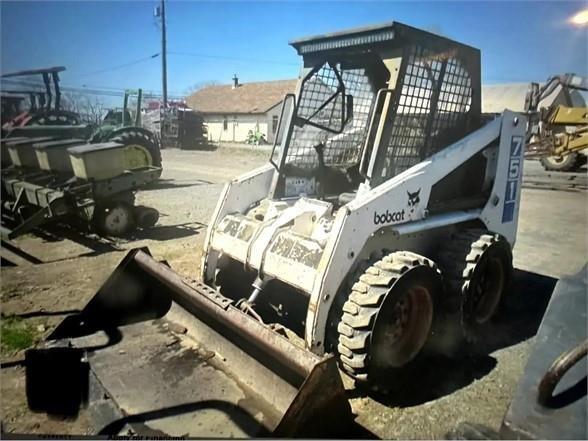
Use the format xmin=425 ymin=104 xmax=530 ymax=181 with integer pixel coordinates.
xmin=1 ymin=148 xmax=586 ymax=438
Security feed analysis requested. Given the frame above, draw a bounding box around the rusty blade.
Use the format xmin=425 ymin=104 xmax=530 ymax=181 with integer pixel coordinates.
xmin=132 ymin=249 xmax=318 ymax=379
xmin=29 ymin=248 xmax=352 ymax=437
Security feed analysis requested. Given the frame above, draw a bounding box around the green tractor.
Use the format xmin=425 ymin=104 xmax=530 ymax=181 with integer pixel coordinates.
xmin=2 ymin=78 xmax=162 ymax=176
xmin=90 ymin=89 xmax=162 ymax=174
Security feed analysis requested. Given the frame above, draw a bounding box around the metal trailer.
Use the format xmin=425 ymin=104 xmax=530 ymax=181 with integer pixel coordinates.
xmin=0 ymin=87 xmax=164 ymax=238
xmin=1 ymin=165 xmax=161 ymax=239
xmin=160 ymin=106 xmax=208 ymax=149
xmin=1 ymin=135 xmax=161 ymax=238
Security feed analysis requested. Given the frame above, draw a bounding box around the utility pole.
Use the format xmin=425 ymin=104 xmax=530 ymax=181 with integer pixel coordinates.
xmin=160 ymin=0 xmax=168 ymax=109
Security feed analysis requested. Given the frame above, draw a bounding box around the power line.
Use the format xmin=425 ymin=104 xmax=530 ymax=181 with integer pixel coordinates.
xmin=168 ymin=50 xmax=298 ymax=66
xmin=1 ymin=78 xmax=184 ymax=100
xmin=69 ymin=53 xmax=160 ymax=79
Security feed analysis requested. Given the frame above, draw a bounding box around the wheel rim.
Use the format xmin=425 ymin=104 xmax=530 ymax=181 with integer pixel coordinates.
xmin=103 ymin=205 xmax=131 ymax=236
xmin=373 ymin=285 xmax=433 ymax=368
xmin=546 ymin=155 xmax=565 ymax=165
xmin=471 ymin=256 xmax=504 ymax=324
xmin=123 ymin=144 xmax=153 ymax=169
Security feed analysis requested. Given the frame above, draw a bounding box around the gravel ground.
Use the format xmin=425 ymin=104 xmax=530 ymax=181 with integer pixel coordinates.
xmin=1 ymin=151 xmax=586 ymax=438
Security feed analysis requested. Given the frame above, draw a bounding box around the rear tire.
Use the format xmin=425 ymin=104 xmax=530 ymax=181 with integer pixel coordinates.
xmin=337 ymin=251 xmax=442 ymax=383
xmin=109 ymin=127 xmax=162 ymax=172
xmin=438 ymin=229 xmax=512 ymax=334
xmin=540 ymin=153 xmax=582 ymax=172
xmin=134 ymin=206 xmax=159 ymax=228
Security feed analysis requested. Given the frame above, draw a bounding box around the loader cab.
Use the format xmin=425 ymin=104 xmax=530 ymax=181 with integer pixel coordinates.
xmin=270 ymin=22 xmax=482 ymax=205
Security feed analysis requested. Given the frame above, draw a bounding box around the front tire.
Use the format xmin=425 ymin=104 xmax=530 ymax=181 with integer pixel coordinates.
xmin=540 ymin=153 xmax=583 ymax=172
xmin=337 ymin=251 xmax=442 ymax=383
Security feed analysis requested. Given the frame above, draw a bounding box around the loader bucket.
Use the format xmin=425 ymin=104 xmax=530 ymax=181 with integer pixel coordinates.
xmin=25 ymin=248 xmax=351 ymax=438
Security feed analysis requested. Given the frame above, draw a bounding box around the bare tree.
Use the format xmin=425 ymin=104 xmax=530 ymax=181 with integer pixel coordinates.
xmin=62 ymin=92 xmax=107 ymax=125
xmin=185 ymin=80 xmax=221 ymax=95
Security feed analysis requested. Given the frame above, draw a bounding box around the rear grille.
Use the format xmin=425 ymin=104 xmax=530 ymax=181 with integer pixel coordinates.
xmin=382 ymin=45 xmax=473 ymax=178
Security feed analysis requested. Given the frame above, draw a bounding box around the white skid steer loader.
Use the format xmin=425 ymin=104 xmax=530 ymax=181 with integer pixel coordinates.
xmin=25 ymin=22 xmax=526 ymax=437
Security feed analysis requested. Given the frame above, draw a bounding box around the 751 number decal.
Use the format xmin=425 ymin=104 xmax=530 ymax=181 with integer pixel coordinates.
xmin=502 ymin=136 xmax=523 ymax=223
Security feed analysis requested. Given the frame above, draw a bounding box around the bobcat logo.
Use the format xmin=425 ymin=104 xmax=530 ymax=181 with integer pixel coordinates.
xmin=407 ymin=189 xmax=421 ymax=207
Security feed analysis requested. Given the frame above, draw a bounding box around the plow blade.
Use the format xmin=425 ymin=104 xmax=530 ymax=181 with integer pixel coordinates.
xmin=26 ymin=248 xmax=351 ymax=438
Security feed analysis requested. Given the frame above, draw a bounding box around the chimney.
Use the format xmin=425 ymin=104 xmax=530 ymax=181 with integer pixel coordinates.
xmin=232 ymin=74 xmax=239 ymax=89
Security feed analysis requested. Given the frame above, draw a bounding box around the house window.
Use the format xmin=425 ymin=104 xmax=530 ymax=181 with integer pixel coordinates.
xmin=223 ymin=117 xmax=228 ymax=131
xmin=272 ymin=115 xmax=279 ymax=134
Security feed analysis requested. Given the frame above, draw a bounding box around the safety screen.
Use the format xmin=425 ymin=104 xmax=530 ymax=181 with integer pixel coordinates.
xmin=382 ymin=45 xmax=472 ymax=179
xmin=285 ymin=63 xmax=376 ymax=169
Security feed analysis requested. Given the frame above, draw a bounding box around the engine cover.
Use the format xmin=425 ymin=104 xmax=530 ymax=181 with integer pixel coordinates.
xmin=210 ymin=197 xmax=335 ymax=293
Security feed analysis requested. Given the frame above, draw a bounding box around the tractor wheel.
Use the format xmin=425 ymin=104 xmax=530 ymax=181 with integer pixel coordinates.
xmin=337 ymin=251 xmax=442 ymax=383
xmin=92 ymin=202 xmax=136 ymax=237
xmin=108 ymin=127 xmax=162 ymax=172
xmin=27 ymin=110 xmax=81 ymax=126
xmin=439 ymin=229 xmax=512 ymax=332
xmin=540 ymin=152 xmax=583 ymax=172
xmin=134 ymin=206 xmax=159 ymax=228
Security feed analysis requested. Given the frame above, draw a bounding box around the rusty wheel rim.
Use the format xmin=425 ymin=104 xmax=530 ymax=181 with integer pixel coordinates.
xmin=103 ymin=205 xmax=132 ymax=236
xmin=547 ymin=155 xmax=566 ymax=165
xmin=376 ymin=285 xmax=433 ymax=368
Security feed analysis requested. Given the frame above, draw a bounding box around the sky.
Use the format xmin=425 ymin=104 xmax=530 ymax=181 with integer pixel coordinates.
xmin=1 ymin=0 xmax=587 ymax=102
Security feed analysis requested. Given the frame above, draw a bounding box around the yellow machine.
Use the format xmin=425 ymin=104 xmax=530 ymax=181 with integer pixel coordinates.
xmin=525 ymin=74 xmax=588 ymax=171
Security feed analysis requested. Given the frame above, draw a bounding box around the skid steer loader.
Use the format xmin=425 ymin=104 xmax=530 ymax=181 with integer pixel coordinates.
xmin=25 ymin=22 xmax=526 ymax=437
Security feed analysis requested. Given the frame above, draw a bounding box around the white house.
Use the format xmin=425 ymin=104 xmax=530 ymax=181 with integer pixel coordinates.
xmin=186 ymin=76 xmax=297 ymax=143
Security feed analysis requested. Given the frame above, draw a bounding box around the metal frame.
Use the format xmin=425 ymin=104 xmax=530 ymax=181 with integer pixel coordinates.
xmin=1 ymin=167 xmax=162 ymax=239
xmin=270 ymin=21 xmax=481 ymax=198
xmin=270 ymin=93 xmax=297 ymax=171
xmin=2 ymin=66 xmax=66 ymax=113
xmin=205 ymin=111 xmax=525 ymax=351
xmin=203 ymin=23 xmax=496 ymax=351
xmin=293 ymin=61 xmax=348 ymax=135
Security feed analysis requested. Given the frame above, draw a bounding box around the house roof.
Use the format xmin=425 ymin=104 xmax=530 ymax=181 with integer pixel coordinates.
xmin=186 ymin=79 xmax=298 ymax=114
xmin=187 ymin=77 xmax=556 ymax=115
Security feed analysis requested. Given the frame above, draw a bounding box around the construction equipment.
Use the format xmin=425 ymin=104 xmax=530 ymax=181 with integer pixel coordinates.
xmin=1 ymin=66 xmax=81 ymax=133
xmin=0 ymin=135 xmax=161 ymax=238
xmin=89 ymin=88 xmax=163 ymax=172
xmin=160 ymin=105 xmax=209 ymax=149
xmin=524 ymin=73 xmax=588 ymax=171
xmin=25 ymin=22 xmax=527 ymax=437
xmin=1 ymin=86 xmax=164 ymax=238
xmin=2 ymin=79 xmax=163 ymax=173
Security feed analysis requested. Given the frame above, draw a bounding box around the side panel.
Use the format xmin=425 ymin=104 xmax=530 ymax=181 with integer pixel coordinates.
xmin=201 ymin=164 xmax=275 ymax=281
xmin=480 ymin=113 xmax=526 ymax=245
xmin=304 ymin=112 xmax=525 ymax=352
